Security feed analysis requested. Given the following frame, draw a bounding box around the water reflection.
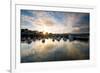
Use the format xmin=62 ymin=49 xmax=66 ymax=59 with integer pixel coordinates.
xmin=21 ymin=39 xmax=89 ymax=63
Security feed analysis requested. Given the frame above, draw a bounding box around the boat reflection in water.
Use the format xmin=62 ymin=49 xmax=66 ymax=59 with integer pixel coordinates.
xmin=21 ymin=39 xmax=89 ymax=63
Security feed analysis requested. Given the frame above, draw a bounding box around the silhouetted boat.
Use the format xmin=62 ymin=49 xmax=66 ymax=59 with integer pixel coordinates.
xmin=68 ymin=35 xmax=74 ymax=41
xmin=63 ymin=37 xmax=67 ymax=41
xmin=42 ymin=39 xmax=45 ymax=43
xmin=52 ymin=39 xmax=55 ymax=42
xmin=26 ymin=37 xmax=32 ymax=44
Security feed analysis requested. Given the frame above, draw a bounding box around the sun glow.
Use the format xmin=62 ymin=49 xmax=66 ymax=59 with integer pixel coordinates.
xmin=42 ymin=25 xmax=51 ymax=34
xmin=43 ymin=31 xmax=47 ymax=35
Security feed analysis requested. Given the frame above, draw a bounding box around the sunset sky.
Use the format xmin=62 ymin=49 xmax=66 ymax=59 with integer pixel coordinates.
xmin=21 ymin=10 xmax=89 ymax=34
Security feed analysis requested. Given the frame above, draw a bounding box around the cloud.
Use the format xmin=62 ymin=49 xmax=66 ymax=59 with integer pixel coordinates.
xmin=21 ymin=15 xmax=33 ymax=29
xmin=32 ymin=17 xmax=55 ymax=26
xmin=21 ymin=10 xmax=89 ymax=33
xmin=62 ymin=12 xmax=89 ymax=33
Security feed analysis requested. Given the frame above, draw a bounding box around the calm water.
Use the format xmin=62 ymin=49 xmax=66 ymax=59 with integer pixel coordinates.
xmin=21 ymin=39 xmax=89 ymax=63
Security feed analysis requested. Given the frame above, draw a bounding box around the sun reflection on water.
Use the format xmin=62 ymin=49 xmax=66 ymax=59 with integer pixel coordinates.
xmin=21 ymin=39 xmax=89 ymax=62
